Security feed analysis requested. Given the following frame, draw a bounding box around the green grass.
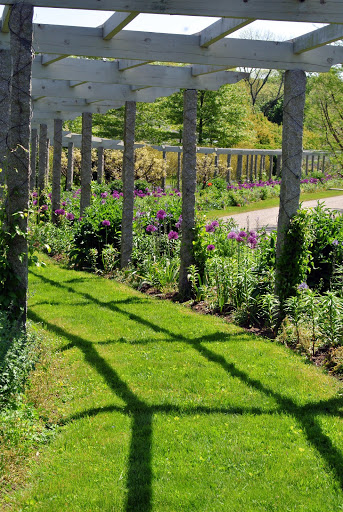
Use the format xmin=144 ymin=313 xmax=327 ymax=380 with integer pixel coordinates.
xmin=3 ymin=255 xmax=343 ymax=511
xmin=205 ymin=189 xmax=343 ymax=220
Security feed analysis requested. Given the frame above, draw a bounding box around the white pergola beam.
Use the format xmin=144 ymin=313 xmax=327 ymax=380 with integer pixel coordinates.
xmin=293 ymin=24 xmax=343 ymax=54
xmin=31 ymin=79 xmax=180 ymax=102
xmin=1 ymin=5 xmax=10 ymax=32
xmin=2 ymin=1 xmax=343 ymax=24
xmin=192 ymin=65 xmax=229 ymax=76
xmin=41 ymin=54 xmax=69 ymax=65
xmin=102 ymin=11 xmax=139 ymax=40
xmin=118 ymin=59 xmax=152 ymax=70
xmin=199 ymin=17 xmax=254 ymax=48
xmin=26 ymin=25 xmax=343 ymax=72
xmin=32 ymin=58 xmax=248 ymax=90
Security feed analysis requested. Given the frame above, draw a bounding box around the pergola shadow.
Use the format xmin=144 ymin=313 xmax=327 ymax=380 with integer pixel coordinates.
xmin=29 ymin=270 xmax=343 ymax=511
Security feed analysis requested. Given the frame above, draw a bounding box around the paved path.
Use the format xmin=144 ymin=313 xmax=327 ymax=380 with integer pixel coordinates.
xmin=220 ymin=195 xmax=343 ymax=232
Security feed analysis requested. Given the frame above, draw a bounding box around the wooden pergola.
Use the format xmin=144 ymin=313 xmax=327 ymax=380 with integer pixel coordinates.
xmin=2 ymin=0 xmax=343 ymax=322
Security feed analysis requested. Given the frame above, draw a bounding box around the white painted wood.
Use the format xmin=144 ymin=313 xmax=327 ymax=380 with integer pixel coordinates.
xmin=32 ymin=58 xmax=248 ymax=89
xmin=41 ymin=54 xmax=69 ymax=65
xmin=69 ymin=80 xmax=88 ymax=87
xmin=31 ymin=79 xmax=179 ymax=101
xmin=1 ymin=6 xmax=10 ymax=33
xmin=102 ymin=12 xmax=139 ymax=40
xmin=293 ymin=24 xmax=343 ymax=54
xmin=29 ymin=25 xmax=343 ymax=71
xmin=191 ymin=65 xmax=229 ymax=76
xmin=3 ymin=1 xmax=343 ymax=24
xmin=199 ymin=18 xmax=253 ymax=47
xmin=118 ymin=59 xmax=152 ymax=70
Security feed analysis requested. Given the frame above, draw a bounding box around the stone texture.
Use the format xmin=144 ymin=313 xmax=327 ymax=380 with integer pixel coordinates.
xmin=51 ymin=118 xmax=62 ymax=223
xmin=0 ymin=49 xmax=11 ymax=198
xmin=6 ymin=2 xmax=33 ymax=326
xmin=97 ymin=146 xmax=104 ymax=184
xmin=275 ymin=69 xmax=306 ymax=298
xmin=121 ymin=101 xmax=136 ymax=268
xmin=80 ymin=112 xmax=92 ymax=216
xmin=178 ymin=89 xmax=197 ymax=300
xmin=38 ymin=123 xmax=47 ymax=191
xmin=66 ymin=141 xmax=74 ymax=191
xmin=30 ymin=128 xmax=37 ymax=190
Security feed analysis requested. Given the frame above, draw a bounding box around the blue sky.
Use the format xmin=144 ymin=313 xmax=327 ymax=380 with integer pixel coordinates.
xmin=0 ymin=6 xmax=323 ymax=40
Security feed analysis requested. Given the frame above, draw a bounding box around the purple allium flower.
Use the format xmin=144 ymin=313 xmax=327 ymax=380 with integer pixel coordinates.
xmin=238 ymin=231 xmax=248 ymax=238
xmin=205 ymin=224 xmax=215 ymax=233
xmin=211 ymin=220 xmax=219 ymax=228
xmin=33 ymin=200 xmax=37 ymax=206
xmin=55 ymin=208 xmax=65 ymax=216
xmin=298 ymin=282 xmax=309 ymax=290
xmin=249 ymin=230 xmax=257 ymax=238
xmin=102 ymin=220 xmax=111 ymax=227
xmin=62 ymin=201 xmax=66 ymax=207
xmin=101 ymin=200 xmax=106 ymax=204
xmin=66 ymin=212 xmax=75 ymax=221
xmin=168 ymin=230 xmax=179 ymax=240
xmin=156 ymin=209 xmax=167 ymax=220
xmin=32 ymin=191 xmax=38 ymax=197
xmin=146 ymin=224 xmax=157 ymax=233
xmin=236 ymin=236 xmax=244 ymax=243
xmin=40 ymin=204 xmax=48 ymax=212
xmin=333 ymin=239 xmax=339 ymax=246
xmin=227 ymin=231 xmax=237 ymax=240
xmin=207 ymin=244 xmax=215 ymax=251
xmin=48 ymin=193 xmax=52 ymax=199
xmin=101 ymin=192 xmax=108 ymax=198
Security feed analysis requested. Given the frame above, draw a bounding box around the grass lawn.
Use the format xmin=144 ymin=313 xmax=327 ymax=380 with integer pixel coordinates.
xmin=3 ymin=255 xmax=343 ymax=511
xmin=205 ymin=189 xmax=343 ymax=220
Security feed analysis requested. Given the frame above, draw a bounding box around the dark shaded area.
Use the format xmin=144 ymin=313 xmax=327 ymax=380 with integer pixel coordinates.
xmin=29 ymin=269 xmax=343 ymax=510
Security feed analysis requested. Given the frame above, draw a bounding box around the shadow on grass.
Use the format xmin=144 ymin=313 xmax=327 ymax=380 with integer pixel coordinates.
xmin=29 ymin=269 xmax=343 ymax=510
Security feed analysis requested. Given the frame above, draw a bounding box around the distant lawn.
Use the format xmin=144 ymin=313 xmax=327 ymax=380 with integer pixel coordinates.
xmin=4 ymin=255 xmax=343 ymax=511
xmin=205 ymin=189 xmax=343 ymax=220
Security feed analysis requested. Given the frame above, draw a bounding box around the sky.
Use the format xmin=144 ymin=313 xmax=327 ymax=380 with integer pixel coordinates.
xmin=0 ymin=6 xmax=325 ymax=40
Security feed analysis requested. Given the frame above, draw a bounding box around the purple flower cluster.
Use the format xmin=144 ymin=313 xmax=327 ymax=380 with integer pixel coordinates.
xmin=207 ymin=244 xmax=215 ymax=251
xmin=102 ymin=220 xmax=111 ymax=227
xmin=205 ymin=220 xmax=219 ymax=233
xmin=54 ymin=208 xmax=66 ymax=216
xmin=227 ymin=230 xmax=258 ymax=248
xmin=175 ymin=215 xmax=183 ymax=230
xmin=168 ymin=230 xmax=179 ymax=240
xmin=156 ymin=209 xmax=167 ymax=220
xmin=146 ymin=224 xmax=157 ymax=233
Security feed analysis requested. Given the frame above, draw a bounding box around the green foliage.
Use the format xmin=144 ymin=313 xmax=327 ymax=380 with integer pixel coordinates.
xmin=0 ymin=312 xmax=38 ymax=407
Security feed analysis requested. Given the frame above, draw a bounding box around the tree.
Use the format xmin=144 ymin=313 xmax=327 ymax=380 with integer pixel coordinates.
xmin=305 ymin=67 xmax=343 ymax=158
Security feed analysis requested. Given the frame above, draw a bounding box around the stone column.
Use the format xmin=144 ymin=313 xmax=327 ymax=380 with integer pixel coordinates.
xmin=121 ymin=101 xmax=136 ymax=268
xmin=6 ymin=3 xmax=33 ymax=327
xmin=80 ymin=112 xmax=92 ymax=216
xmin=51 ymin=119 xmax=62 ymax=223
xmin=249 ymin=154 xmax=254 ymax=182
xmin=259 ymin=155 xmax=263 ymax=181
xmin=269 ymin=155 xmax=273 ymax=179
xmin=0 ymin=49 xmax=11 ymax=199
xmin=236 ymin=154 xmax=243 ymax=183
xmin=322 ymin=155 xmax=326 ymax=173
xmin=305 ymin=155 xmax=309 ymax=175
xmin=276 ymin=155 xmax=282 ymax=178
xmin=30 ymin=127 xmax=37 ymax=190
xmin=177 ymin=151 xmax=181 ymax=191
xmin=245 ymin=154 xmax=249 ymax=182
xmin=214 ymin=153 xmax=218 ymax=178
xmin=311 ymin=155 xmax=315 ymax=172
xmin=66 ymin=141 xmax=74 ymax=191
xmin=275 ymin=69 xmax=306 ymax=300
xmin=317 ymin=155 xmax=320 ymax=172
xmin=179 ymin=89 xmax=197 ymax=300
xmin=45 ymin=137 xmax=50 ymax=186
xmin=226 ymin=154 xmax=231 ymax=183
xmin=161 ymin=150 xmax=166 ymax=191
xmin=253 ymin=155 xmax=258 ymax=180
xmin=38 ymin=123 xmax=48 ymax=192
xmin=97 ymin=146 xmax=104 ymax=184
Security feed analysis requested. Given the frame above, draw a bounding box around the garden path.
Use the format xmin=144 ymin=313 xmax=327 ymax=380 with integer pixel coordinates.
xmin=222 ymin=195 xmax=343 ymax=232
